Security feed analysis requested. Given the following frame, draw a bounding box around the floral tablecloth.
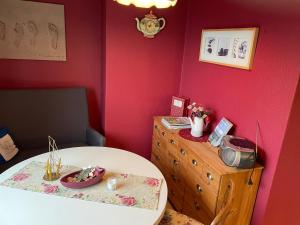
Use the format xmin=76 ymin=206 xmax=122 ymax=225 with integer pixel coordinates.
xmin=0 ymin=161 xmax=163 ymax=210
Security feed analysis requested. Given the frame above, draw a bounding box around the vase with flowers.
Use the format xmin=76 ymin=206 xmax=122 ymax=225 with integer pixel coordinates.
xmin=187 ymin=102 xmax=212 ymax=137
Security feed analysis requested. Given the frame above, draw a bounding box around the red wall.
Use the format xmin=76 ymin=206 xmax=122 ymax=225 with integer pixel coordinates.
xmin=179 ymin=0 xmax=300 ymax=224
xmin=2 ymin=1 xmax=299 ymax=223
xmin=0 ymin=0 xmax=103 ymax=131
xmin=104 ymin=0 xmax=187 ymax=158
xmin=263 ymin=76 xmax=300 ymax=225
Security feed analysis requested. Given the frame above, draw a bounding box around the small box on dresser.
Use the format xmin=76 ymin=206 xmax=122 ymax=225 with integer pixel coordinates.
xmin=151 ymin=117 xmax=263 ymax=225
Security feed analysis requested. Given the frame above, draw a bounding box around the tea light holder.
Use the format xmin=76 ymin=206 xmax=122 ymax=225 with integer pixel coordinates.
xmin=107 ymin=178 xmax=118 ymax=191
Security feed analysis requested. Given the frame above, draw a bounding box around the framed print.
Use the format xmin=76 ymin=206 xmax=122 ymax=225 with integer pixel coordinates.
xmin=0 ymin=0 xmax=66 ymax=61
xmin=199 ymin=28 xmax=259 ymax=70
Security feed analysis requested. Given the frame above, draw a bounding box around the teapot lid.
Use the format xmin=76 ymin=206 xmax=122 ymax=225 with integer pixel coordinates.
xmin=145 ymin=11 xmax=157 ymax=19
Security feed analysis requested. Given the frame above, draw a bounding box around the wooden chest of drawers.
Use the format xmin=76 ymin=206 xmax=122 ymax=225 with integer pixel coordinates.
xmin=151 ymin=117 xmax=263 ymax=225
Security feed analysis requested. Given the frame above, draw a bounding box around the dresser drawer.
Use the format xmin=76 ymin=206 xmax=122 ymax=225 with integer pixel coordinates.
xmin=165 ymin=153 xmax=186 ymax=199
xmin=186 ymin=147 xmax=204 ymax=175
xmin=151 ymin=145 xmax=166 ymax=164
xmin=166 ymin=135 xmax=178 ymax=147
xmin=153 ymin=121 xmax=168 ymax=140
xmin=167 ymin=174 xmax=185 ymax=211
xmin=166 ymin=143 xmax=178 ymax=158
xmin=166 ymin=170 xmax=186 ymax=192
xmin=202 ymin=164 xmax=221 ymax=193
xmin=182 ymin=189 xmax=213 ymax=225
xmin=152 ymin=137 xmax=166 ymax=150
xmin=152 ymin=137 xmax=168 ymax=170
xmin=177 ymin=142 xmax=190 ymax=162
xmin=165 ymin=135 xmax=179 ymax=157
xmin=151 ymin=147 xmax=164 ymax=165
xmin=165 ymin=151 xmax=182 ymax=175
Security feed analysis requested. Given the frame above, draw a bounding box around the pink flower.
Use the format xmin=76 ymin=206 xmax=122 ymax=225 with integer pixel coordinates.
xmin=12 ymin=173 xmax=29 ymax=182
xmin=121 ymin=173 xmax=128 ymax=179
xmin=42 ymin=183 xmax=59 ymax=194
xmin=72 ymin=193 xmax=84 ymax=199
xmin=198 ymin=106 xmax=204 ymax=111
xmin=117 ymin=195 xmax=136 ymax=206
xmin=144 ymin=178 xmax=160 ymax=187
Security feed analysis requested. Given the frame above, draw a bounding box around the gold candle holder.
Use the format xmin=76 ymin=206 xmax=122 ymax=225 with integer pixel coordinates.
xmin=43 ymin=136 xmax=62 ymax=181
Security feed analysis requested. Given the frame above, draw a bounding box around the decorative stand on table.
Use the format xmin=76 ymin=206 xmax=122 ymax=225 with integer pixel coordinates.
xmin=43 ymin=136 xmax=62 ymax=181
xmin=179 ymin=128 xmax=208 ymax=142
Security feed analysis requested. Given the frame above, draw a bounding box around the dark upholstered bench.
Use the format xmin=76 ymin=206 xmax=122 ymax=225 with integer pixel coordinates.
xmin=0 ymin=88 xmax=105 ymax=173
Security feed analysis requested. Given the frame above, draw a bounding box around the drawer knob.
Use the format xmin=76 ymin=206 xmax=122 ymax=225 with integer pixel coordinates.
xmin=169 ymin=139 xmax=176 ymax=145
xmin=157 ymin=142 xmax=161 ymax=147
xmin=171 ymin=190 xmax=176 ymax=196
xmin=154 ymin=125 xmax=158 ymax=130
xmin=192 ymin=159 xmax=198 ymax=166
xmin=196 ymin=184 xmax=203 ymax=193
xmin=207 ymin=172 xmax=214 ymax=181
xmin=155 ymin=155 xmax=160 ymax=161
xmin=173 ymin=160 xmax=179 ymax=166
xmin=171 ymin=175 xmax=177 ymax=182
xmin=161 ymin=131 xmax=165 ymax=136
xmin=180 ymin=148 xmax=186 ymax=156
xmin=194 ymin=201 xmax=201 ymax=210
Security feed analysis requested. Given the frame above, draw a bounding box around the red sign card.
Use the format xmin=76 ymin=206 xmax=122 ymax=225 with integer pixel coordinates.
xmin=170 ymin=96 xmax=190 ymax=117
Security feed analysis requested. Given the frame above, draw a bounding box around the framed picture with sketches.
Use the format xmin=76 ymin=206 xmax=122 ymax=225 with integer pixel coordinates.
xmin=199 ymin=28 xmax=259 ymax=70
xmin=0 ymin=0 xmax=66 ymax=61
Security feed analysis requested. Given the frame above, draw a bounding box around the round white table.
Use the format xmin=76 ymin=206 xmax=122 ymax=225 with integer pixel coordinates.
xmin=0 ymin=147 xmax=168 ymax=225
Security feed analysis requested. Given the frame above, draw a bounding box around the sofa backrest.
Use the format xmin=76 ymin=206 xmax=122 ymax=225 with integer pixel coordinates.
xmin=0 ymin=88 xmax=89 ymax=149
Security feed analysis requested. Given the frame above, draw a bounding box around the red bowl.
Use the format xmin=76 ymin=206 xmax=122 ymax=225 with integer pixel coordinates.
xmin=60 ymin=168 xmax=105 ymax=189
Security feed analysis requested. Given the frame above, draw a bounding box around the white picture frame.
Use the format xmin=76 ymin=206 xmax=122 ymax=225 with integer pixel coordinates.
xmin=199 ymin=28 xmax=259 ymax=70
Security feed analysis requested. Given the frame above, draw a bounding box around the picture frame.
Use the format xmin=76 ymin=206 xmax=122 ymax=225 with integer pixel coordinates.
xmin=0 ymin=0 xmax=66 ymax=61
xmin=199 ymin=28 xmax=259 ymax=70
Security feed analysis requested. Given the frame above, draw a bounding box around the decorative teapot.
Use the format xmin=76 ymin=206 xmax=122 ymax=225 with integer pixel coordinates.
xmin=135 ymin=11 xmax=166 ymax=38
